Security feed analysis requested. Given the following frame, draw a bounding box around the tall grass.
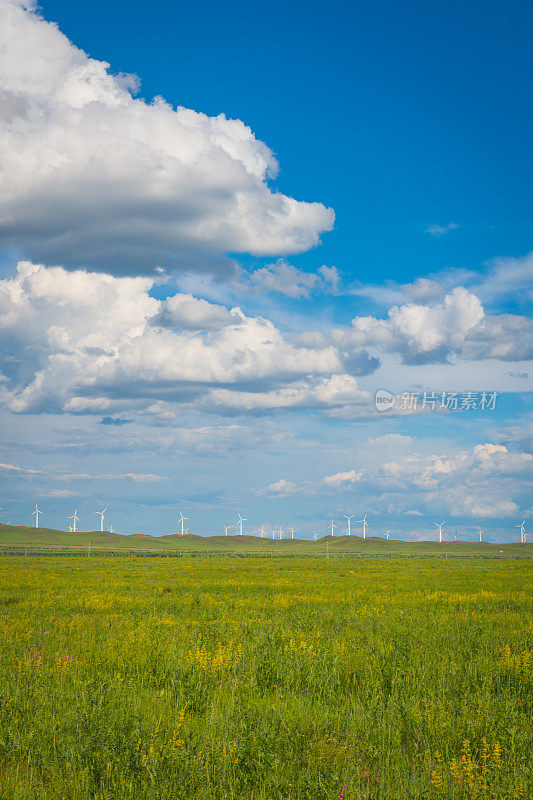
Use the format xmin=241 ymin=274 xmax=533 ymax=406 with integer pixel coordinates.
xmin=0 ymin=557 xmax=530 ymax=799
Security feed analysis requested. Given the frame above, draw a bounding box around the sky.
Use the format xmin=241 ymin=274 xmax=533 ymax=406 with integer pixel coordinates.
xmin=0 ymin=0 xmax=531 ymax=541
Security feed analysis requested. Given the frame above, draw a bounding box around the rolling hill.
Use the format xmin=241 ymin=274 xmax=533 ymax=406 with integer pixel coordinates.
xmin=0 ymin=524 xmax=529 ymax=557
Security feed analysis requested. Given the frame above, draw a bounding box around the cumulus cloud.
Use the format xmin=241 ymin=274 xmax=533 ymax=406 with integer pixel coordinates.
xmin=239 ymin=260 xmax=340 ymax=298
xmin=322 ymin=469 xmax=363 ymax=487
xmin=267 ymin=442 xmax=532 ymax=518
xmin=258 ymin=478 xmax=300 ymax=496
xmin=378 ymin=442 xmax=531 ymax=517
xmin=153 ymin=294 xmax=243 ymax=330
xmin=206 ymin=375 xmax=369 ymax=414
xmin=380 ymin=443 xmax=532 ymax=488
xmin=334 ymin=287 xmax=533 ymax=364
xmin=403 ymin=278 xmax=445 ymax=302
xmin=0 ymin=1 xmax=333 ymax=272
xmin=0 ymin=261 xmax=367 ymax=416
xmin=345 ymin=251 xmax=533 ymax=313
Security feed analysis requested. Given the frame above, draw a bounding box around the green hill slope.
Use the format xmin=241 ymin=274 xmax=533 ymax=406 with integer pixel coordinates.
xmin=0 ymin=524 xmax=529 ymax=557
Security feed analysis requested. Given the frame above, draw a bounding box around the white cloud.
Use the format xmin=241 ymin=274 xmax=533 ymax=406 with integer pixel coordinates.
xmin=380 ymin=443 xmax=532 ymax=489
xmin=266 ymin=442 xmax=532 ymax=518
xmin=207 ymin=375 xmax=369 ymax=413
xmin=425 ymin=222 xmax=459 ymax=237
xmin=0 ymin=261 xmax=366 ymax=416
xmin=471 ymin=252 xmax=533 ymax=304
xmin=46 ymin=488 xmax=77 ymax=498
xmin=344 ymin=251 xmax=533 ymax=312
xmin=0 ymin=456 xmax=166 ymax=483
xmin=334 ymin=287 xmax=533 ymax=363
xmin=378 ymin=442 xmax=531 ymax=517
xmin=403 ymin=278 xmax=445 ymax=302
xmin=237 ymin=260 xmax=340 ymax=298
xmin=258 ymin=478 xmax=300 ymax=496
xmin=154 ymin=294 xmax=243 ymax=330
xmin=323 ymin=469 xmax=363 ymax=487
xmin=0 ymin=460 xmax=40 ymax=474
xmin=0 ymin=1 xmax=333 ymax=272
xmin=366 ymin=434 xmax=413 ymax=446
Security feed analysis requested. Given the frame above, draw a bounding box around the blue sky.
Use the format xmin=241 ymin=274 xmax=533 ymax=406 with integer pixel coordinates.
xmin=0 ymin=0 xmax=531 ymax=540
xmin=42 ymin=0 xmax=533 ymax=283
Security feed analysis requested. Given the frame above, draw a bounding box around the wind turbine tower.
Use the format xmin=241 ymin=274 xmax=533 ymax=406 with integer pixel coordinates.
xmin=236 ymin=513 xmax=247 ymax=535
xmin=434 ymin=521 xmax=446 ymax=542
xmin=95 ymin=508 xmax=107 ymax=532
xmin=32 ymin=504 xmax=42 ymax=528
xmin=478 ymin=529 xmax=483 ymax=543
xmin=344 ymin=514 xmax=355 ymax=536
xmin=329 ymin=520 xmax=336 ymax=537
xmin=385 ymin=530 xmax=390 ymax=540
xmin=290 ymin=526 xmax=294 ymax=540
xmin=69 ymin=510 xmax=79 ymax=532
xmin=358 ymin=514 xmax=368 ymax=539
xmin=516 ymin=521 xmax=526 ymax=543
xmin=223 ymin=525 xmax=230 ymax=537
xmin=178 ymin=510 xmax=188 ymax=536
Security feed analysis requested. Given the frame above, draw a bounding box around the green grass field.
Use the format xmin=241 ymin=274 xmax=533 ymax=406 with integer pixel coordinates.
xmin=0 ymin=525 xmax=530 ymax=558
xmin=0 ymin=555 xmax=531 ymax=799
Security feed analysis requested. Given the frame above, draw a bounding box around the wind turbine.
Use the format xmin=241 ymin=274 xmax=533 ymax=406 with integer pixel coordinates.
xmin=184 ymin=528 xmax=190 ymax=535
xmin=290 ymin=526 xmax=294 ymax=540
xmin=314 ymin=532 xmax=318 ymax=541
xmin=344 ymin=513 xmax=355 ymax=536
xmin=69 ymin=510 xmax=79 ymax=532
xmin=178 ymin=510 xmax=188 ymax=536
xmin=260 ymin=525 xmax=265 ymax=539
xmin=236 ymin=513 xmax=247 ymax=535
xmin=278 ymin=526 xmax=284 ymax=540
xmin=329 ymin=520 xmax=336 ymax=537
xmin=434 ymin=521 xmax=445 ymax=542
xmin=31 ymin=504 xmax=42 ymax=528
xmin=478 ymin=529 xmax=483 ymax=543
xmin=223 ymin=525 xmax=230 ymax=536
xmin=516 ymin=520 xmax=526 ymax=543
xmin=109 ymin=524 xmax=114 ymax=533
xmin=385 ymin=530 xmax=390 ymax=540
xmin=358 ymin=514 xmax=368 ymax=539
xmin=95 ymin=508 xmax=107 ymax=532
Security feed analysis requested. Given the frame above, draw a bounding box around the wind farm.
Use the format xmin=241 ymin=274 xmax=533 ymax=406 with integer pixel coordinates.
xmin=0 ymin=501 xmax=529 ymax=559
xmin=0 ymin=521 xmax=530 ymax=558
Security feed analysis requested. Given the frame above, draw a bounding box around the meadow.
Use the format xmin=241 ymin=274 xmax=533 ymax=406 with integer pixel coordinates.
xmin=0 ymin=556 xmax=531 ymax=800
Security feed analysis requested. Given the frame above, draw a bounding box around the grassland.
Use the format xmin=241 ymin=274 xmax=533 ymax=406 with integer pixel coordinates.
xmin=0 ymin=524 xmax=530 ymax=558
xmin=0 ymin=556 xmax=531 ymax=799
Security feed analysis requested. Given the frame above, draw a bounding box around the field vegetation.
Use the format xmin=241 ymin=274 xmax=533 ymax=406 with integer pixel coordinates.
xmin=0 ymin=556 xmax=531 ymax=799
